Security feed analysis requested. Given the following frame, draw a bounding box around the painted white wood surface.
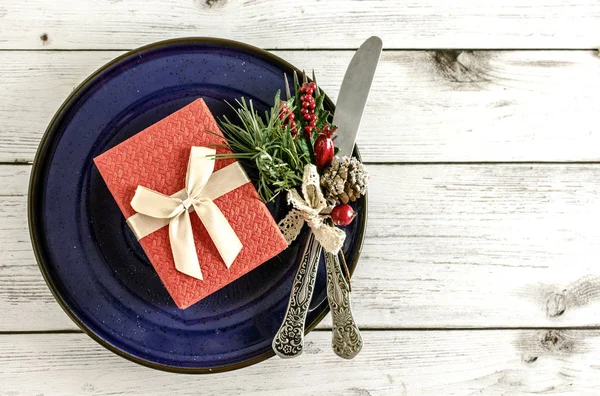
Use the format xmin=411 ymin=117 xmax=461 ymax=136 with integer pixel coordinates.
xmin=3 ymin=1 xmax=600 ymax=392
xmin=2 ymin=50 xmax=600 ymax=163
xmin=5 ymin=164 xmax=600 ymax=331
xmin=1 ymin=0 xmax=599 ymax=50
xmin=2 ymin=330 xmax=600 ymax=395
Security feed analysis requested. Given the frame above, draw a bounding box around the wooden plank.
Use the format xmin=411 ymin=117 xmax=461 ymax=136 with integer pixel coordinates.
xmin=0 ymin=166 xmax=29 ymax=195
xmin=1 ymin=330 xmax=600 ymax=395
xmin=2 ymin=50 xmax=600 ymax=163
xmin=0 ymin=0 xmax=599 ymax=49
xmin=4 ymin=164 xmax=600 ymax=331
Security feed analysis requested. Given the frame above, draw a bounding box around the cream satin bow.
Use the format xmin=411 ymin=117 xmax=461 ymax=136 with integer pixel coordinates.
xmin=129 ymin=147 xmax=244 ymax=280
xmin=278 ymin=164 xmax=346 ymax=254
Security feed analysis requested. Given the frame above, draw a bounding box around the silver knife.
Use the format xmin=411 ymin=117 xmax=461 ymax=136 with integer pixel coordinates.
xmin=272 ymin=36 xmax=382 ymax=359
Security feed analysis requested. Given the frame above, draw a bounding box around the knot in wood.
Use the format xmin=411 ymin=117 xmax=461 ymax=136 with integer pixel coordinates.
xmin=546 ymin=292 xmax=567 ymax=317
xmin=540 ymin=330 xmax=574 ymax=354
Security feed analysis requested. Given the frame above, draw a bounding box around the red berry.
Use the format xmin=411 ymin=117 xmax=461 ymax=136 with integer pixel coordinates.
xmin=300 ymin=108 xmax=308 ymax=115
xmin=309 ymin=102 xmax=316 ymax=110
xmin=305 ymin=88 xmax=313 ymax=96
xmin=304 ymin=126 xmax=313 ymax=133
xmin=300 ymin=95 xmax=306 ymax=101
xmin=308 ymin=82 xmax=316 ymax=90
xmin=302 ymin=101 xmax=310 ymax=108
xmin=331 ymin=204 xmax=356 ymax=226
xmin=303 ymin=113 xmax=311 ymax=121
xmin=290 ymin=120 xmax=296 ymax=127
xmin=308 ymin=120 xmax=316 ymax=127
xmin=314 ymin=134 xmax=334 ymax=168
xmin=287 ymin=113 xmax=295 ymax=121
xmin=311 ymin=113 xmax=317 ymax=121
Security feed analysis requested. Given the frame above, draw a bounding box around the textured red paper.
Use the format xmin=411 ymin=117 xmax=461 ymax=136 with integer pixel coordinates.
xmin=94 ymin=99 xmax=288 ymax=309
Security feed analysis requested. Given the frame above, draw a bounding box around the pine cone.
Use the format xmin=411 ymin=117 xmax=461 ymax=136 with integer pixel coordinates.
xmin=320 ymin=156 xmax=369 ymax=204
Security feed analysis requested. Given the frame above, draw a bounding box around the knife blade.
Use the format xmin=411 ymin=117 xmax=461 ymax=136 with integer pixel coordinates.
xmin=333 ymin=36 xmax=382 ymax=157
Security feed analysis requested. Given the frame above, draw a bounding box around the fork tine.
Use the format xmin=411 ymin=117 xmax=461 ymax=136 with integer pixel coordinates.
xmin=283 ymin=73 xmax=292 ymax=100
xmin=302 ymin=70 xmax=308 ymax=84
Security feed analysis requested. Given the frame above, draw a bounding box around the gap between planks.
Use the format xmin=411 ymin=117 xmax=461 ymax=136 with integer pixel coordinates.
xmin=4 ymin=326 xmax=600 ymax=336
xmin=1 ymin=48 xmax=597 ymax=52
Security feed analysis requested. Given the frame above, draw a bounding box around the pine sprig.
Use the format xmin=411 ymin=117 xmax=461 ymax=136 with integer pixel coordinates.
xmin=215 ymin=93 xmax=311 ymax=202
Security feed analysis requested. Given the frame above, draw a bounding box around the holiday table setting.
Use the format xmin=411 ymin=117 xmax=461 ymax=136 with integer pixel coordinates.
xmin=2 ymin=1 xmax=600 ymax=395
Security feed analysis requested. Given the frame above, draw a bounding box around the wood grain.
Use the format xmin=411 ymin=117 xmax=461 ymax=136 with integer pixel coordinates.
xmin=2 ymin=50 xmax=600 ymax=163
xmin=2 ymin=330 xmax=600 ymax=395
xmin=5 ymin=164 xmax=600 ymax=331
xmin=0 ymin=0 xmax=599 ymax=50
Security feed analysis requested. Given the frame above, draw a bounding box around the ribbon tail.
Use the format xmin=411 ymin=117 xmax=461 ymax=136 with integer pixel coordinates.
xmin=278 ymin=208 xmax=305 ymax=245
xmin=313 ymin=224 xmax=346 ymax=254
xmin=169 ymin=211 xmax=203 ymax=280
xmin=193 ymin=200 xmax=242 ymax=268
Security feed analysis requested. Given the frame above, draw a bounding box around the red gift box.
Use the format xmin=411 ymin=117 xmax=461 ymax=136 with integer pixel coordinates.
xmin=94 ymin=99 xmax=288 ymax=309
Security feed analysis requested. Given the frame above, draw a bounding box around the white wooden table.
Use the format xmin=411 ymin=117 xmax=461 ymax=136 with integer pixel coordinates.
xmin=2 ymin=1 xmax=600 ymax=394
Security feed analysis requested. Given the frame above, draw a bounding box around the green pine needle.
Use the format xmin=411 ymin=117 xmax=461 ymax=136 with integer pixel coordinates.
xmin=214 ymin=93 xmax=311 ymax=202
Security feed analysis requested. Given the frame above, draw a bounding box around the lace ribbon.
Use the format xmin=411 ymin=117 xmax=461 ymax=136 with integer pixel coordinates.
xmin=279 ymin=164 xmax=346 ymax=254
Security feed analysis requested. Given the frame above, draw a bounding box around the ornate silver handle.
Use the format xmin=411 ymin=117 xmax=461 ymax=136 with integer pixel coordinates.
xmin=325 ymin=251 xmax=363 ymax=359
xmin=272 ymin=233 xmax=321 ymax=358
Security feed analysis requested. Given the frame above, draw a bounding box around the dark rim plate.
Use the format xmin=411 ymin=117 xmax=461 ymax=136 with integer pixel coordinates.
xmin=28 ymin=37 xmax=366 ymax=373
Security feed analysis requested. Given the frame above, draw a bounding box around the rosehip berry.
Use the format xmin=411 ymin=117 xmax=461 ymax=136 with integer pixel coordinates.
xmin=314 ymin=134 xmax=334 ymax=168
xmin=331 ymin=204 xmax=356 ymax=226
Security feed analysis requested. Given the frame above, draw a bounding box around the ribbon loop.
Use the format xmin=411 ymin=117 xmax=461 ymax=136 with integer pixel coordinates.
xmin=129 ymin=147 xmax=247 ymax=281
xmin=193 ymin=199 xmax=242 ymax=268
xmin=278 ymin=164 xmax=346 ymax=254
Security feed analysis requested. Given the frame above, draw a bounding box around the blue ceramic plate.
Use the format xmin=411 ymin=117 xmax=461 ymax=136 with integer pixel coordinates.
xmin=29 ymin=38 xmax=366 ymax=373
